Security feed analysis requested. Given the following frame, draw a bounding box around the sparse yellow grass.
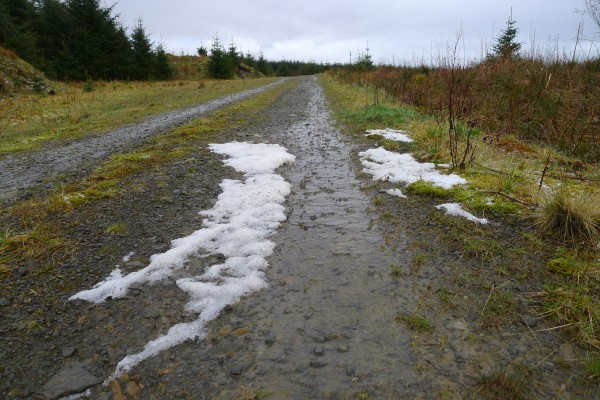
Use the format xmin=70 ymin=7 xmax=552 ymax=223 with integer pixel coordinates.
xmin=0 ymin=224 xmax=74 ymax=264
xmin=0 ymin=77 xmax=279 ymax=155
xmin=105 ymin=223 xmax=128 ymax=236
xmin=0 ymin=78 xmax=296 ymax=276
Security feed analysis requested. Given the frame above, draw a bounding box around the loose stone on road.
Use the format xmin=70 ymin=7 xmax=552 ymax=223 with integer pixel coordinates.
xmin=3 ymin=76 xmax=596 ymax=399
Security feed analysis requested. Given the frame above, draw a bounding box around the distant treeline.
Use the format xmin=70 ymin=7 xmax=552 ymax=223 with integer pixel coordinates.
xmin=1 ymin=0 xmax=334 ymax=81
xmin=202 ymin=37 xmax=333 ymax=79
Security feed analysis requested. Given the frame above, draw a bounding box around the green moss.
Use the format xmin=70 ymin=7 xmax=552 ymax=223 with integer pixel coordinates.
xmin=452 ymin=190 xmax=521 ymax=215
xmin=547 ymin=256 xmax=584 ymax=276
xmin=406 ymin=180 xmax=454 ymax=197
xmin=381 ymin=138 xmax=415 ymax=153
xmin=396 ymin=313 xmax=433 ymax=331
xmin=105 ymin=223 xmax=128 ymax=236
xmin=586 ymin=358 xmax=600 ymax=378
xmin=351 ymin=104 xmax=421 ymax=126
xmin=461 ymin=237 xmax=502 ymax=261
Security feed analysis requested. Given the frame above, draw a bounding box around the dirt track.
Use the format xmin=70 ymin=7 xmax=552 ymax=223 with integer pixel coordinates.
xmin=1 ymin=76 xmax=598 ymax=399
xmin=0 ymin=80 xmax=284 ymax=202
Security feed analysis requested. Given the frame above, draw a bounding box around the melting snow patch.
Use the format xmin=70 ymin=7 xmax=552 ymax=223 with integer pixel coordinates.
xmin=365 ymin=128 xmax=413 ymax=142
xmin=122 ymin=251 xmax=135 ymax=263
xmin=435 ymin=203 xmax=488 ymax=224
xmin=359 ymin=147 xmax=466 ymax=189
xmin=386 ymin=188 xmax=407 ymax=198
xmin=70 ymin=141 xmax=295 ymax=378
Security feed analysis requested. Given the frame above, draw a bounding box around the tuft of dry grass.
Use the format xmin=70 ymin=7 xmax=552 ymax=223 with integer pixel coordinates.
xmin=535 ymin=284 xmax=600 ymax=349
xmin=534 ymin=189 xmax=600 ymax=246
xmin=475 ymin=364 xmax=530 ymax=400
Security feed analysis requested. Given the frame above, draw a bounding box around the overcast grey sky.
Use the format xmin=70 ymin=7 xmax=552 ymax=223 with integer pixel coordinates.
xmin=113 ymin=0 xmax=597 ymax=64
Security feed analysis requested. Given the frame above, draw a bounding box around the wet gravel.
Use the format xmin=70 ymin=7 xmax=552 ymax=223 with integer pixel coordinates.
xmin=0 ymin=79 xmax=284 ymax=202
xmin=1 ymin=76 xmax=598 ymax=399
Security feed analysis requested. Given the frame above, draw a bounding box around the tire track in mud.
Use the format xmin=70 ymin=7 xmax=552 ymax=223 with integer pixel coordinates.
xmin=0 ymin=79 xmax=285 ymax=202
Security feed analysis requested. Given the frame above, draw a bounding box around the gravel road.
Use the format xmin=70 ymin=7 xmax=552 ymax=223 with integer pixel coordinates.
xmin=0 ymin=76 xmax=597 ymax=399
xmin=0 ymin=79 xmax=284 ymax=202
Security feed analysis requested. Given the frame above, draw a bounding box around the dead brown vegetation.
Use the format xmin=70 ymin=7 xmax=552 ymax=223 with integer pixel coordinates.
xmin=330 ymin=55 xmax=600 ymax=162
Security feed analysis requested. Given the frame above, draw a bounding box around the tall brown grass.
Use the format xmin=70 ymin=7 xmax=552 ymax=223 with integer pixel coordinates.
xmin=329 ymin=52 xmax=600 ymax=162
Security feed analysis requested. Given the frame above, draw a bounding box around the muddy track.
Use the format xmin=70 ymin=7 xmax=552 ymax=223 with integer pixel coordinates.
xmin=1 ymin=76 xmax=598 ymax=399
xmin=0 ymin=79 xmax=285 ymax=203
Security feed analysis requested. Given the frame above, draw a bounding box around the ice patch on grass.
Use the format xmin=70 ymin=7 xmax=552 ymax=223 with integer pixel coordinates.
xmin=122 ymin=251 xmax=135 ymax=263
xmin=359 ymin=147 xmax=466 ymax=189
xmin=386 ymin=188 xmax=407 ymax=198
xmin=365 ymin=128 xmax=413 ymax=142
xmin=69 ymin=141 xmax=294 ymax=377
xmin=60 ymin=389 xmax=91 ymax=400
xmin=435 ymin=203 xmax=488 ymax=224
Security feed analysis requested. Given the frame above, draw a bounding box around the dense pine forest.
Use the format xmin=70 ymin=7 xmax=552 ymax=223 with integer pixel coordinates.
xmin=0 ymin=0 xmax=173 ymax=80
xmin=0 ymin=0 xmax=332 ymax=81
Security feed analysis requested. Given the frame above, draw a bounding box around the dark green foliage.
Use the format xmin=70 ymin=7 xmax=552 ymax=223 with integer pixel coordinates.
xmin=197 ymin=44 xmax=207 ymax=57
xmin=242 ymin=51 xmax=256 ymax=68
xmin=0 ymin=0 xmax=172 ymax=81
xmin=31 ymin=0 xmax=70 ymax=78
xmin=207 ymin=36 xmax=234 ymax=79
xmin=354 ymin=46 xmax=374 ymax=71
xmin=130 ymin=18 xmax=154 ymax=80
xmin=267 ymin=59 xmax=330 ymax=77
xmin=256 ymin=50 xmax=270 ymax=76
xmin=490 ymin=11 xmax=522 ymax=59
xmin=0 ymin=0 xmax=37 ymax=63
xmin=61 ymin=0 xmax=131 ymax=80
xmin=153 ymin=43 xmax=173 ymax=80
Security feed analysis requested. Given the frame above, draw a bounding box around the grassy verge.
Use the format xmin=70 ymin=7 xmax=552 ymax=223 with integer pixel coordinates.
xmin=320 ymin=74 xmax=600 ymax=357
xmin=0 ymin=78 xmax=296 ymax=279
xmin=0 ymin=77 xmax=280 ymax=155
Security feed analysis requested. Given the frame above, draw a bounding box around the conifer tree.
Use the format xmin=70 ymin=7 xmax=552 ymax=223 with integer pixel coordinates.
xmin=256 ymin=49 xmax=270 ymax=76
xmin=63 ymin=0 xmax=131 ymax=79
xmin=32 ymin=0 xmax=70 ymax=78
xmin=130 ymin=18 xmax=154 ymax=80
xmin=153 ymin=43 xmax=173 ymax=80
xmin=197 ymin=42 xmax=207 ymax=56
xmin=491 ymin=11 xmax=522 ymax=59
xmin=242 ymin=51 xmax=256 ymax=68
xmin=0 ymin=0 xmax=37 ymax=63
xmin=207 ymin=36 xmax=234 ymax=79
xmin=354 ymin=45 xmax=374 ymax=71
xmin=227 ymin=38 xmax=240 ymax=75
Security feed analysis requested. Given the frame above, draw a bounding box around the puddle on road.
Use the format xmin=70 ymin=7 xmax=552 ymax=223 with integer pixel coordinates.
xmin=214 ymin=78 xmax=426 ymax=397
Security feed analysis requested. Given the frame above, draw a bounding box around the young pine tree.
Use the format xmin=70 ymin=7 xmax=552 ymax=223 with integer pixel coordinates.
xmin=207 ymin=36 xmax=234 ymax=79
xmin=256 ymin=49 xmax=270 ymax=76
xmin=491 ymin=11 xmax=522 ymax=59
xmin=130 ymin=18 xmax=154 ymax=80
xmin=64 ymin=0 xmax=129 ymax=80
xmin=153 ymin=43 xmax=173 ymax=80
